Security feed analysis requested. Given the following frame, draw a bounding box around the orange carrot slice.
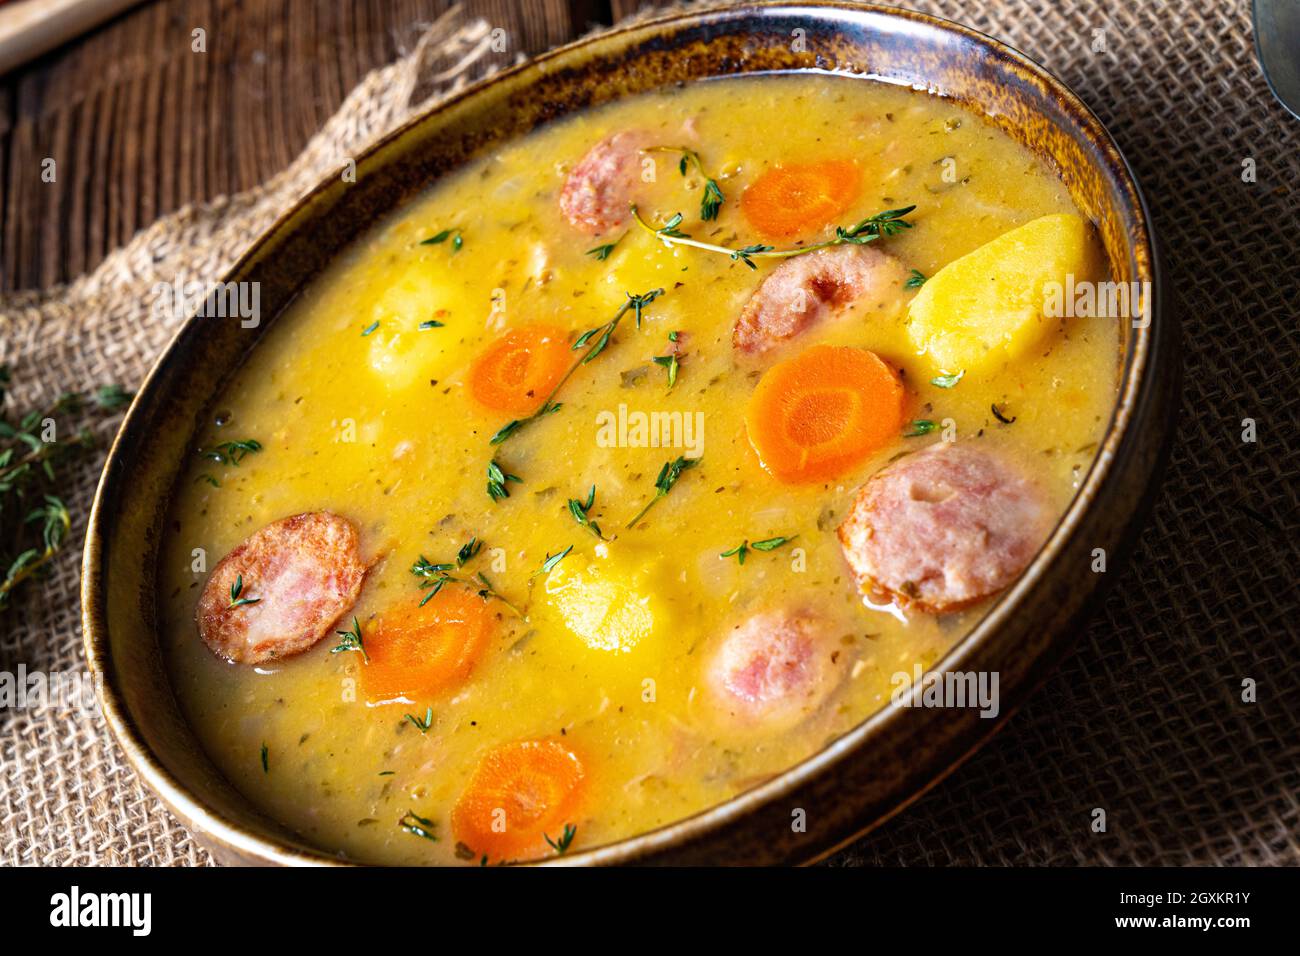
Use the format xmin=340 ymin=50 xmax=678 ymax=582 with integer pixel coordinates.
xmin=745 ymin=344 xmax=904 ymax=483
xmin=361 ymin=588 xmax=493 ymax=705
xmin=740 ymin=160 xmax=861 ymax=240
xmin=451 ymin=738 xmax=587 ymax=861
xmin=468 ymin=324 xmax=572 ymax=416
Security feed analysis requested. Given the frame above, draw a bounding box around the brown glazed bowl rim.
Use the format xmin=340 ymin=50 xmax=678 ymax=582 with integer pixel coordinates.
xmin=82 ymin=1 xmax=1162 ymax=866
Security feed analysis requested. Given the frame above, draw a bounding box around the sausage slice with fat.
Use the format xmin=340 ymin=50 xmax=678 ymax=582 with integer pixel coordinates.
xmin=837 ymin=443 xmax=1049 ymax=613
xmin=702 ymin=610 xmax=844 ymax=731
xmin=559 ymin=130 xmax=652 ymax=235
xmin=196 ymin=512 xmax=367 ymax=664
xmin=733 ymin=244 xmax=907 ymax=354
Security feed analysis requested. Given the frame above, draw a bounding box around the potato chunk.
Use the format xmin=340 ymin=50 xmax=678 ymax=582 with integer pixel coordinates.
xmin=906 ymin=213 xmax=1094 ymax=373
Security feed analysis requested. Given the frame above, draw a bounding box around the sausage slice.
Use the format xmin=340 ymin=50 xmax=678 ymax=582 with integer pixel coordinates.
xmin=703 ymin=610 xmax=843 ymax=731
xmin=837 ymin=443 xmax=1049 ymax=613
xmin=559 ymin=130 xmax=651 ymax=235
xmin=196 ymin=512 xmax=367 ymax=664
xmin=733 ymin=244 xmax=907 ymax=354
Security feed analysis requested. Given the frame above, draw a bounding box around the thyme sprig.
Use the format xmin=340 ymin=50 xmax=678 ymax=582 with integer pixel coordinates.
xmin=544 ymin=823 xmax=578 ymax=856
xmin=643 ymin=146 xmax=725 ymax=221
xmin=197 ymin=438 xmax=263 ymax=479
xmin=567 ymin=485 xmax=609 ymax=540
xmin=489 ymin=288 xmax=665 ymax=445
xmin=405 ymin=707 xmax=434 ymax=734
xmin=228 ymin=573 xmax=260 ymax=609
xmin=631 ymin=204 xmax=916 ymax=269
xmin=399 ymin=810 xmax=438 ymax=841
xmin=626 ymin=455 xmax=699 ymax=528
xmin=487 ymin=459 xmax=521 ymax=501
xmin=533 ymin=545 xmax=573 ymax=578
xmin=331 ymin=616 xmax=368 ymax=662
xmin=586 ymin=234 xmax=624 ymax=261
xmin=719 ymin=535 xmax=797 ymax=565
xmin=652 ymin=331 xmax=682 ymax=391
xmin=0 ymin=368 xmax=131 ymax=610
xmin=411 ymin=541 xmax=523 ymax=615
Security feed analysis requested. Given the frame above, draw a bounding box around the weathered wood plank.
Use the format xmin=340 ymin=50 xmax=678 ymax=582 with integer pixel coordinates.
xmin=0 ymin=0 xmax=608 ymax=291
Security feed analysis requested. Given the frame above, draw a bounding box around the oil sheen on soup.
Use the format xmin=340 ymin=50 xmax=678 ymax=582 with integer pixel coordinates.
xmin=159 ymin=75 xmax=1118 ymax=864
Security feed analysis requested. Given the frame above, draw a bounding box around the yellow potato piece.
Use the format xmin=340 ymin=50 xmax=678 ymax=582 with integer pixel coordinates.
xmin=544 ymin=557 xmax=659 ymax=655
xmin=363 ymin=261 xmax=468 ymax=391
xmin=906 ymin=213 xmax=1094 ymax=373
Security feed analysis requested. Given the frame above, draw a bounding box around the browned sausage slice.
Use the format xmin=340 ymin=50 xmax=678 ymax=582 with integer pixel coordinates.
xmin=558 ymin=130 xmax=652 ymax=235
xmin=733 ymin=244 xmax=907 ymax=354
xmin=837 ymin=443 xmax=1049 ymax=613
xmin=196 ymin=512 xmax=367 ymax=664
xmin=702 ymin=610 xmax=843 ymax=731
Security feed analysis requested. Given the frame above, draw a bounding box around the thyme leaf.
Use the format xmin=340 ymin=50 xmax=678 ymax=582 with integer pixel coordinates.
xmin=544 ymin=823 xmax=577 ymax=855
xmin=487 ymin=459 xmax=522 ymax=501
xmin=331 ymin=616 xmax=368 ymax=663
xmin=228 ymin=573 xmax=261 ymax=609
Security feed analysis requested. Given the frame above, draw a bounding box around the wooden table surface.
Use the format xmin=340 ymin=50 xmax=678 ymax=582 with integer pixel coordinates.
xmin=0 ymin=0 xmax=649 ymax=291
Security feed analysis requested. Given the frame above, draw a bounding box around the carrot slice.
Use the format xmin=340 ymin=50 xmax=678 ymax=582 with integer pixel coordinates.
xmin=745 ymin=344 xmax=904 ymax=483
xmin=468 ymin=324 xmax=572 ymax=416
xmin=740 ymin=160 xmax=861 ymax=240
xmin=451 ymin=738 xmax=587 ymax=861
xmin=361 ymin=588 xmax=493 ymax=705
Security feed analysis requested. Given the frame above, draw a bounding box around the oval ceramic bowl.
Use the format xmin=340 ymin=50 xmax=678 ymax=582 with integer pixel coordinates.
xmin=82 ymin=2 xmax=1177 ymax=865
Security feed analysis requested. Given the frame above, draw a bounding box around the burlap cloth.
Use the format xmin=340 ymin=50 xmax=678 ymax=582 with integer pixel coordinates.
xmin=1 ymin=0 xmax=1296 ymax=866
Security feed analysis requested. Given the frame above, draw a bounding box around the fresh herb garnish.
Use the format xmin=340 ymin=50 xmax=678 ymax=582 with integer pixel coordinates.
xmin=626 ymin=455 xmax=699 ymax=528
xmin=544 ymin=823 xmax=577 ymax=855
xmin=418 ymin=319 xmax=445 ymax=330
xmin=331 ymin=616 xmax=368 ymax=662
xmin=0 ymin=369 xmax=132 ymax=611
xmin=567 ymin=485 xmax=608 ymax=540
xmin=904 ymin=420 xmax=938 ymax=437
xmin=472 ymin=571 xmax=524 ymax=616
xmin=411 ymin=546 xmax=522 ymax=615
xmin=644 ymin=146 xmax=725 ymax=221
xmin=94 ymin=384 xmax=132 ymax=409
xmin=411 ymin=554 xmax=456 ymax=606
xmin=399 ymin=810 xmax=438 ymax=841
xmin=719 ymin=535 xmax=797 ymax=565
xmin=260 ymin=743 xmax=269 ymax=774
xmin=405 ymin=707 xmax=434 ymax=733
xmin=361 ymin=321 xmax=379 ymax=337
xmin=930 ymin=370 xmax=965 ymax=389
xmin=991 ymin=404 xmax=1017 ymax=425
xmin=905 ymin=268 xmax=928 ymax=289
xmin=534 ymin=545 xmax=573 ymax=577
xmin=652 ymin=331 xmax=682 ymax=391
xmin=487 ymin=459 xmax=522 ymax=501
xmin=457 ymin=536 xmax=482 ymax=566
xmin=631 ymin=204 xmax=915 ymax=269
xmin=228 ymin=573 xmax=260 ymax=609
xmin=489 ymin=289 xmax=664 ymax=445
xmin=420 ymin=229 xmax=463 ymax=253
xmin=585 ymin=234 xmax=625 ymax=261
xmin=198 ymin=438 xmax=262 ymax=467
